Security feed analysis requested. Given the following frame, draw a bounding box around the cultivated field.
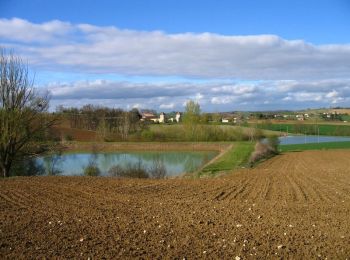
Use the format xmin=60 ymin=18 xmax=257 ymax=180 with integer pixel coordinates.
xmin=1 ymin=150 xmax=350 ymax=258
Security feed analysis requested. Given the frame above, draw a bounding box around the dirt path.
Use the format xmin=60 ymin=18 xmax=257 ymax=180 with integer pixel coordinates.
xmin=1 ymin=150 xmax=350 ymax=259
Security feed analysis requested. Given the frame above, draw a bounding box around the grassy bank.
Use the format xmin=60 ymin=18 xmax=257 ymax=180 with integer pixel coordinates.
xmin=62 ymin=141 xmax=230 ymax=153
xmin=280 ymin=141 xmax=350 ymax=152
xmin=198 ymin=142 xmax=255 ymax=177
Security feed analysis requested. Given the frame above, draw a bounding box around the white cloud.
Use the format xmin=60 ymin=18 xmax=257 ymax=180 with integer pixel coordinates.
xmin=0 ymin=18 xmax=72 ymax=43
xmin=159 ymin=103 xmax=175 ymax=109
xmin=44 ymin=78 xmax=350 ymax=111
xmin=1 ymin=18 xmax=349 ymax=110
xmin=325 ymin=90 xmax=338 ymax=98
xmin=1 ymin=18 xmax=350 ymax=80
xmin=211 ymin=96 xmax=236 ymax=105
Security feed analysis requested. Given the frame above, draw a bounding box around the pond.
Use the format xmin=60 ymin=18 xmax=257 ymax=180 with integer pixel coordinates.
xmin=36 ymin=151 xmax=218 ymax=177
xmin=279 ymin=135 xmax=350 ymax=145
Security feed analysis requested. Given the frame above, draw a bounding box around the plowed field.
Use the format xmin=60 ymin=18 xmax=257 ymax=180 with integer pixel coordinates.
xmin=1 ymin=150 xmax=350 ymax=259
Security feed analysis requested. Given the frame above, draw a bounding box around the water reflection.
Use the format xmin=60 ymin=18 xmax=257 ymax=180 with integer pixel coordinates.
xmin=10 ymin=157 xmax=45 ymax=177
xmin=35 ymin=151 xmax=217 ymax=177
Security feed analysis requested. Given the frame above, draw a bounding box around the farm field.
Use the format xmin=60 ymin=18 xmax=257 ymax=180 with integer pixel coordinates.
xmin=1 ymin=150 xmax=350 ymax=259
xmin=280 ymin=141 xmax=350 ymax=152
xmin=252 ymin=122 xmax=350 ymax=136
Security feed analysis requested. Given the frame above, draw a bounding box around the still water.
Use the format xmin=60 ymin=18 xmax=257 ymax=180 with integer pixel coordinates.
xmin=279 ymin=135 xmax=350 ymax=145
xmin=37 ymin=151 xmax=218 ymax=177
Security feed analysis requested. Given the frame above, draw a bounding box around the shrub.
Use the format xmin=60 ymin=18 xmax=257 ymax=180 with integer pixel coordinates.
xmin=267 ymin=135 xmax=280 ymax=152
xmin=83 ymin=164 xmax=100 ymax=176
xmin=108 ymin=162 xmax=149 ymax=179
xmin=249 ymin=141 xmax=277 ymax=166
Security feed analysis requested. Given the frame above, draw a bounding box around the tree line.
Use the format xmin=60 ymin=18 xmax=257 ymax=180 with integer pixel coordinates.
xmin=56 ymin=105 xmax=145 ymax=141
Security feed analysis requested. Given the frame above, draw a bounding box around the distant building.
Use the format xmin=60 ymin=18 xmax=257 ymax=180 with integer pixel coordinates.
xmin=141 ymin=111 xmax=181 ymax=123
xmin=141 ymin=112 xmax=158 ymax=122
xmin=175 ymin=112 xmax=181 ymax=123
xmin=159 ymin=112 xmax=166 ymax=123
xmin=296 ymin=114 xmax=304 ymax=121
xmin=221 ymin=118 xmax=229 ymax=123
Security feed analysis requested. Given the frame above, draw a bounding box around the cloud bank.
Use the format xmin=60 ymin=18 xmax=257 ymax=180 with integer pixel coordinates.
xmin=1 ymin=18 xmax=350 ymax=110
xmin=1 ymin=18 xmax=350 ymax=80
xmin=46 ymin=79 xmax=350 ymax=111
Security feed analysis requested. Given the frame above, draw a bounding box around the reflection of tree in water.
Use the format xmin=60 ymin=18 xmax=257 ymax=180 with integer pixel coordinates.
xmin=136 ymin=152 xmax=206 ymax=165
xmin=82 ymin=148 xmax=101 ymax=176
xmin=108 ymin=158 xmax=149 ymax=178
xmin=18 ymin=151 xmax=218 ymax=177
xmin=10 ymin=157 xmax=45 ymax=176
xmin=100 ymin=153 xmax=124 ymax=172
xmin=184 ymin=157 xmax=198 ymax=173
xmin=107 ymin=156 xmax=167 ymax=179
xmin=43 ymin=153 xmax=64 ymax=176
xmin=149 ymin=155 xmax=167 ymax=179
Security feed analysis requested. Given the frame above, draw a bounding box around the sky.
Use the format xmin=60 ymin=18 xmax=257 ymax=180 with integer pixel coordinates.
xmin=0 ymin=0 xmax=350 ymax=112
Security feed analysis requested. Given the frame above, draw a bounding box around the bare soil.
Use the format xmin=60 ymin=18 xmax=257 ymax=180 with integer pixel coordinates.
xmin=1 ymin=150 xmax=350 ymax=259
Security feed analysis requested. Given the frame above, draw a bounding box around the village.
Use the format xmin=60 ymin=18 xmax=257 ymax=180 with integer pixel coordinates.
xmin=140 ymin=109 xmax=350 ymax=124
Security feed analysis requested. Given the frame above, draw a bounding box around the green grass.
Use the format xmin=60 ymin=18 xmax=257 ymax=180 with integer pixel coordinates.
xmin=280 ymin=141 xmax=350 ymax=152
xmin=199 ymin=142 xmax=254 ymax=176
xmin=253 ymin=123 xmax=350 ymax=136
xmin=342 ymin=115 xmax=350 ymax=121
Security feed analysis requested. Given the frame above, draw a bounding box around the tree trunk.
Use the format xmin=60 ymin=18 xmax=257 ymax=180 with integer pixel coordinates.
xmin=2 ymin=167 xmax=10 ymax=178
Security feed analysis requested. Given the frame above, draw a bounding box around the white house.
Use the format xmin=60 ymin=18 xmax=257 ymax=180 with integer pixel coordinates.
xmin=141 ymin=112 xmax=158 ymax=122
xmin=159 ymin=112 xmax=166 ymax=123
xmin=175 ymin=112 xmax=181 ymax=123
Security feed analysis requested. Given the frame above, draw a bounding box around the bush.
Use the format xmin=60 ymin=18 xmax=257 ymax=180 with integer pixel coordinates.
xmin=267 ymin=135 xmax=280 ymax=152
xmin=83 ymin=164 xmax=100 ymax=176
xmin=249 ymin=141 xmax=278 ymax=166
xmin=108 ymin=162 xmax=149 ymax=179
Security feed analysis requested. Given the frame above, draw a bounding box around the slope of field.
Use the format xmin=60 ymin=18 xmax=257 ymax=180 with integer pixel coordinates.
xmin=280 ymin=141 xmax=350 ymax=152
xmin=252 ymin=122 xmax=350 ymax=136
xmin=1 ymin=150 xmax=350 ymax=259
xmin=199 ymin=142 xmax=254 ymax=176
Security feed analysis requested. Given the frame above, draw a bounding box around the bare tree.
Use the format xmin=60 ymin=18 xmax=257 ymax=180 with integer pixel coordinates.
xmin=0 ymin=48 xmax=55 ymax=177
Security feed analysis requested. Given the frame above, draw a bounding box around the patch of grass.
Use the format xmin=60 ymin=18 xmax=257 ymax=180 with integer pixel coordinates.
xmin=199 ymin=142 xmax=254 ymax=176
xmin=280 ymin=141 xmax=350 ymax=152
xmin=253 ymin=123 xmax=350 ymax=136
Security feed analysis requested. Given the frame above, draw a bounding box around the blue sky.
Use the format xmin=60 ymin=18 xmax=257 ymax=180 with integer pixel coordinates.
xmin=1 ymin=0 xmax=350 ymax=111
xmin=1 ymin=0 xmax=350 ymax=44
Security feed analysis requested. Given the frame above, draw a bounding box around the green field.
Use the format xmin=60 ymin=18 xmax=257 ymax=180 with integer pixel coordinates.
xmin=253 ymin=123 xmax=350 ymax=136
xmin=280 ymin=141 xmax=350 ymax=152
xmin=198 ymin=142 xmax=254 ymax=176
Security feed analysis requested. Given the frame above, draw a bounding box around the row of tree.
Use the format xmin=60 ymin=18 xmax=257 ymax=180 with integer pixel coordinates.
xmin=56 ymin=105 xmax=144 ymax=141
